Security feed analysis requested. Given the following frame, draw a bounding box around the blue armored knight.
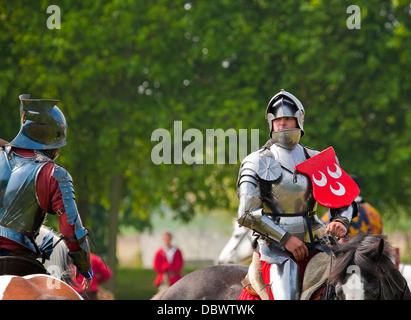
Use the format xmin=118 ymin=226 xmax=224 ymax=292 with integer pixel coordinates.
xmin=0 ymin=94 xmax=93 ymax=289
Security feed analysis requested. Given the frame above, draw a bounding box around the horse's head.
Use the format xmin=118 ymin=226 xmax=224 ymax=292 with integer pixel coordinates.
xmin=218 ymin=222 xmax=254 ymax=264
xmin=328 ymin=234 xmax=410 ymax=300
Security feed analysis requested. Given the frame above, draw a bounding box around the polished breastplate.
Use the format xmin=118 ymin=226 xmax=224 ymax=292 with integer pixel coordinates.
xmin=0 ymin=147 xmax=48 ymax=237
xmin=263 ymin=143 xmax=326 ymax=243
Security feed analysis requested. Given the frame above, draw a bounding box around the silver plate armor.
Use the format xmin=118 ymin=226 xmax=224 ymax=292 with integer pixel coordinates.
xmin=238 ymin=89 xmax=357 ymax=299
xmin=237 ymin=142 xmax=328 ymax=245
xmin=237 ymin=140 xmax=356 ymax=299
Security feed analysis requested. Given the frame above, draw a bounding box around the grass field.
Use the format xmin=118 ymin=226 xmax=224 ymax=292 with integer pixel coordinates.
xmin=112 ymin=266 xmax=199 ymax=300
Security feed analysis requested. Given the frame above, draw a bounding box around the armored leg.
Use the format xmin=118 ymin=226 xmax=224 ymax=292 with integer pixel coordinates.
xmin=269 ymin=258 xmax=300 ymax=300
xmin=258 ymin=239 xmax=301 ymax=300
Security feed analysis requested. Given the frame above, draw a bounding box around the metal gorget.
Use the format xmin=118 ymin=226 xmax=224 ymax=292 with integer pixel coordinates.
xmin=270 ymin=129 xmax=301 ymax=150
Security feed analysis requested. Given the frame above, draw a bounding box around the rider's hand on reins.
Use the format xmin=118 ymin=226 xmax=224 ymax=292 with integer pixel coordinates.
xmin=82 ymin=277 xmax=92 ymax=291
xmin=326 ymin=220 xmax=347 ymax=239
xmin=75 ymin=270 xmax=93 ymax=291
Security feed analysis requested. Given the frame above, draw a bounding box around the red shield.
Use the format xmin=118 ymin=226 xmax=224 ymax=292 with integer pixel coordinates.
xmin=295 ymin=147 xmax=359 ymax=208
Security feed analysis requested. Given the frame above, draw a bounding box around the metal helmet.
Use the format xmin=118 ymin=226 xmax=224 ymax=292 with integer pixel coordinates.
xmin=265 ymin=90 xmax=305 ymax=137
xmin=9 ymin=94 xmax=67 ymax=150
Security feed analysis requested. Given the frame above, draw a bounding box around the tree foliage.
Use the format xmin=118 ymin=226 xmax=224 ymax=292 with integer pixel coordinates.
xmin=1 ymin=0 xmax=411 ymax=248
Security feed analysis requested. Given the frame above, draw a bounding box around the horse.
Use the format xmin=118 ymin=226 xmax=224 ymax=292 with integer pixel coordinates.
xmin=0 ymin=226 xmax=82 ymax=300
xmin=217 ymin=222 xmax=254 ymax=265
xmin=154 ymin=234 xmax=411 ymax=300
xmin=218 ymin=222 xmax=411 ymax=288
xmin=328 ymin=234 xmax=411 ymax=299
xmin=0 ymin=274 xmax=82 ymax=300
xmin=152 ymin=264 xmax=248 ymax=300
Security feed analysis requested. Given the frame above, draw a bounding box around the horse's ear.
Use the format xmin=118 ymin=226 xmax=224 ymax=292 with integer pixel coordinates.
xmin=375 ymin=238 xmax=384 ymax=262
xmin=327 ymin=234 xmax=339 ymax=247
xmin=326 ymin=234 xmax=341 ymax=256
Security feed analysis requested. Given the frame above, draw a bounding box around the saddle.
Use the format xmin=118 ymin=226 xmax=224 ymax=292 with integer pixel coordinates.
xmin=300 ymin=251 xmax=333 ymax=300
xmin=242 ymin=251 xmax=333 ymax=300
xmin=241 ymin=252 xmax=269 ymax=300
xmin=0 ymin=256 xmax=48 ymax=276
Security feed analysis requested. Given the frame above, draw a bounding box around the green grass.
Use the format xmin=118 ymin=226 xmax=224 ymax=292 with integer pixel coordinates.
xmin=113 ymin=266 xmax=199 ymax=300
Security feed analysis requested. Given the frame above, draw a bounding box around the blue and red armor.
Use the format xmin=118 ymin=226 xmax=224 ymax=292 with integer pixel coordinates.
xmin=0 ymin=94 xmax=92 ymax=279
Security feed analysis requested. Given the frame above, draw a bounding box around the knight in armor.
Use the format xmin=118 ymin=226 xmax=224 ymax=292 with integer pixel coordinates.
xmin=0 ymin=94 xmax=93 ymax=289
xmin=237 ymin=90 xmax=357 ymax=300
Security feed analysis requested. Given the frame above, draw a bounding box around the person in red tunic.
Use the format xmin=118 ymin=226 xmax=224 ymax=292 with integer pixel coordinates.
xmin=71 ymin=253 xmax=112 ymax=300
xmin=153 ymin=232 xmax=183 ymax=289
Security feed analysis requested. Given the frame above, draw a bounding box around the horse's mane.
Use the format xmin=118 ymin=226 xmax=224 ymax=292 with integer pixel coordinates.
xmin=37 ymin=226 xmax=73 ymax=285
xmin=328 ymin=233 xmax=395 ymax=285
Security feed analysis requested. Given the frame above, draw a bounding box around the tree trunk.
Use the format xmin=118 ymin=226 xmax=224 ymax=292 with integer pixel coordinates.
xmin=106 ymin=173 xmax=124 ymax=292
xmin=77 ymin=198 xmax=89 ymax=226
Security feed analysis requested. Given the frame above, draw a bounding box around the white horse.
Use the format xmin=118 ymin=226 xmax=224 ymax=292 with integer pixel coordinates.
xmin=36 ymin=225 xmax=72 ymax=283
xmin=217 ymin=221 xmax=255 ymax=265
xmin=399 ymin=263 xmax=411 ymax=289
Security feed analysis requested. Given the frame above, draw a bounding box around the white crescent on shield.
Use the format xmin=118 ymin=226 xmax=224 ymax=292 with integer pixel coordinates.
xmin=327 ymin=164 xmax=342 ymax=179
xmin=312 ymin=171 xmax=327 ymax=187
xmin=330 ymin=182 xmax=346 ymax=196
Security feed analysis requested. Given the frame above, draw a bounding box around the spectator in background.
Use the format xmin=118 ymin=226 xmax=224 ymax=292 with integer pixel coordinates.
xmin=72 ymin=253 xmax=112 ymax=300
xmin=153 ymin=232 xmax=184 ymax=290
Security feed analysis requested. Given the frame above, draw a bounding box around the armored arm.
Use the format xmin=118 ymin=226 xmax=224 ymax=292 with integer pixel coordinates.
xmin=329 ymin=201 xmax=358 ymax=232
xmin=53 ymin=165 xmax=92 ymax=276
xmin=236 ymin=152 xmax=290 ymax=247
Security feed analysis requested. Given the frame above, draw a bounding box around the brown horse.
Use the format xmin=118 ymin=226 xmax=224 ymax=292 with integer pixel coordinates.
xmin=0 ymin=274 xmax=82 ymax=300
xmin=0 ymin=227 xmax=81 ymax=300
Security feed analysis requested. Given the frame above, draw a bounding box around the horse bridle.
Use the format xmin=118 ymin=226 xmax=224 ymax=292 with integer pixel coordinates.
xmin=377 ymin=265 xmax=408 ymax=300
